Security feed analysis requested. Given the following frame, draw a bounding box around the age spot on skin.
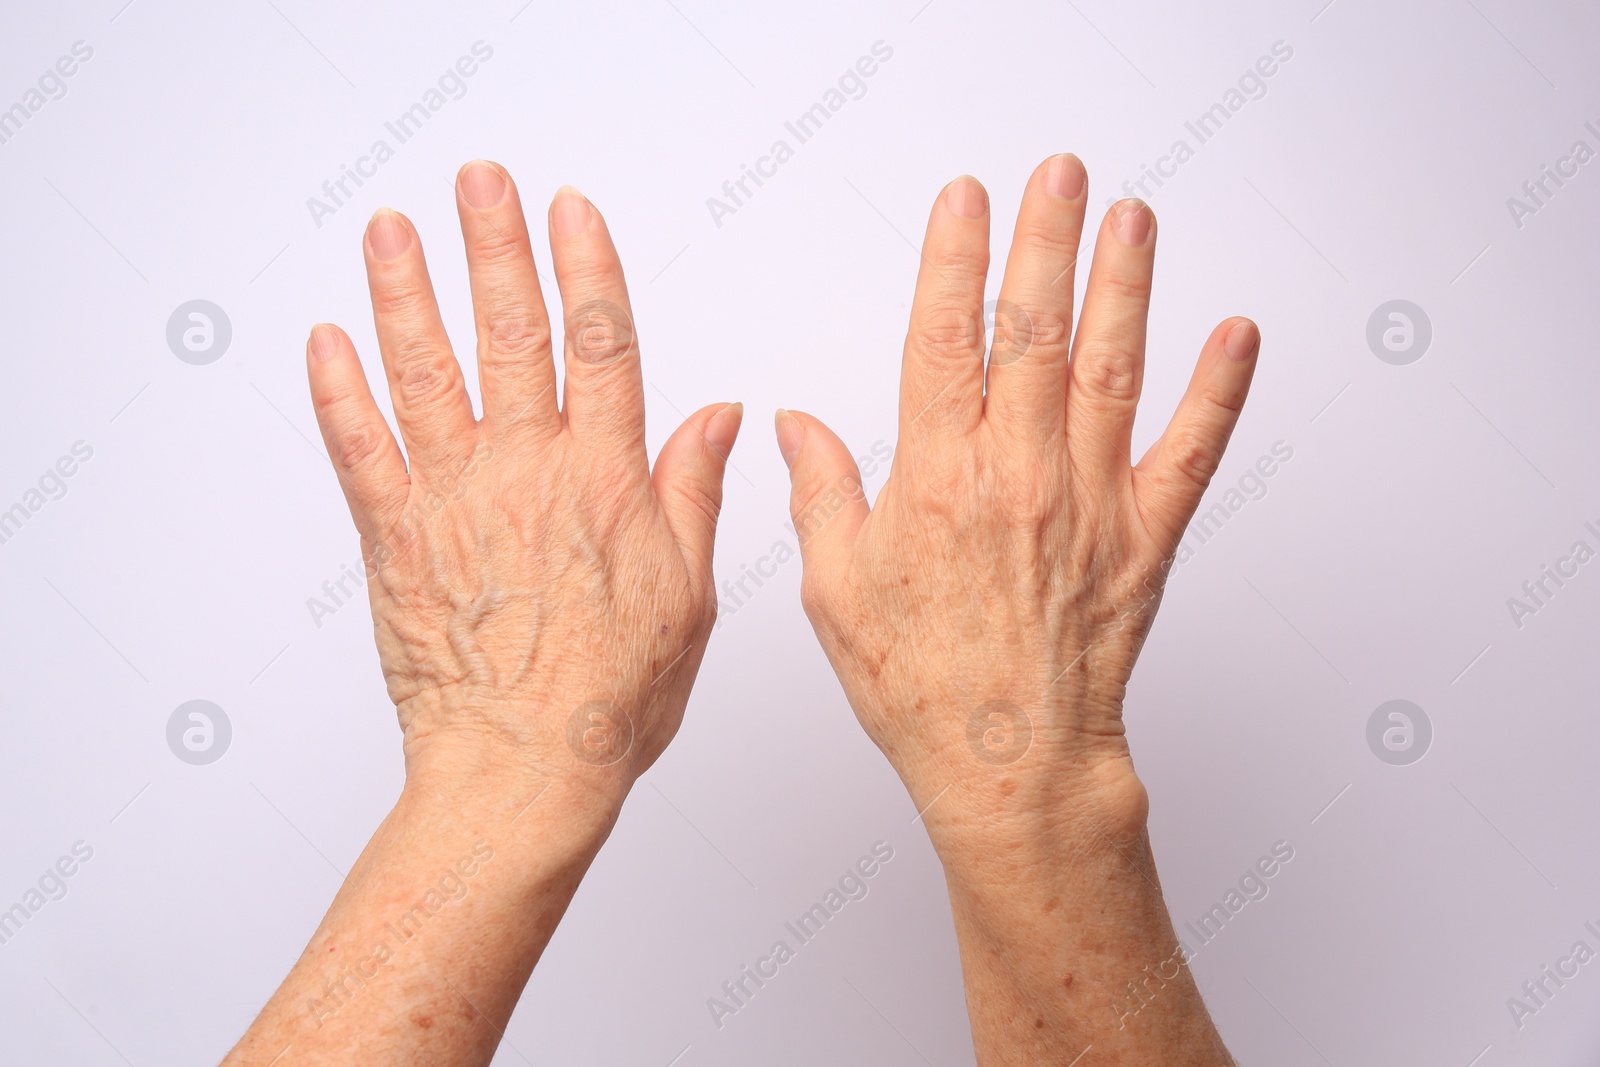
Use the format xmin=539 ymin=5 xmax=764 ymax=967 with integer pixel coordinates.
xmin=1035 ymin=1018 xmax=1044 ymax=1029
xmin=1062 ymin=974 xmax=1074 ymax=988
xmin=998 ymin=778 xmax=1016 ymax=797
xmin=867 ymin=648 xmax=889 ymax=679
xmin=1043 ymin=897 xmax=1058 ymax=913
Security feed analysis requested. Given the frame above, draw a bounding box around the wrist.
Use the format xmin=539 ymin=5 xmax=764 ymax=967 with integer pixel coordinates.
xmin=399 ymin=725 xmax=632 ymax=866
xmin=930 ymin=770 xmax=1166 ymax=969
xmin=908 ymin=749 xmax=1150 ymax=875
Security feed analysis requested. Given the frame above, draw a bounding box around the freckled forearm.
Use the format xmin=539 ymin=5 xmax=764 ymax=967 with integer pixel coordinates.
xmin=930 ymin=785 xmax=1233 ymax=1067
xmin=224 ymin=767 xmax=621 ymax=1067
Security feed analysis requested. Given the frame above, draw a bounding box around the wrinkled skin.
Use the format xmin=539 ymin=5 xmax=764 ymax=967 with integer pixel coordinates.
xmin=307 ymin=164 xmax=743 ymax=801
xmin=781 ymin=162 xmax=1257 ymax=829
xmin=778 ymin=156 xmax=1256 ymax=1065
xmin=229 ymin=162 xmax=745 ymax=1067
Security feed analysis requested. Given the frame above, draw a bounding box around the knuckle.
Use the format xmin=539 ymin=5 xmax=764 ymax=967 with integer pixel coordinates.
xmin=1169 ymin=430 xmax=1221 ymax=487
xmin=312 ymin=379 xmax=367 ymax=420
xmin=1008 ymin=302 xmax=1071 ymax=354
xmin=910 ymin=301 xmax=982 ymax=355
xmin=330 ymin=422 xmax=385 ymax=470
xmin=1073 ymin=347 xmax=1140 ymax=404
xmin=565 ymin=300 xmax=636 ymax=366
xmin=394 ymin=349 xmax=460 ymax=407
xmin=480 ymin=310 xmax=552 ymax=358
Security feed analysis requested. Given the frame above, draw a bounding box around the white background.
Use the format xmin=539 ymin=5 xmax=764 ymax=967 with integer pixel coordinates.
xmin=1 ymin=1 xmax=1597 ymax=1063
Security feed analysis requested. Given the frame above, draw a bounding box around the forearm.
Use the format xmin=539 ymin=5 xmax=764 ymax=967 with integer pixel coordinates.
xmin=224 ymin=755 xmax=620 ymax=1066
xmin=925 ymin=770 xmax=1233 ymax=1067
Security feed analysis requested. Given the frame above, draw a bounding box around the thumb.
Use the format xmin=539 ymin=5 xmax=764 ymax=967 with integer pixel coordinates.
xmin=776 ymin=408 xmax=868 ymax=582
xmin=653 ymin=401 xmax=743 ymax=580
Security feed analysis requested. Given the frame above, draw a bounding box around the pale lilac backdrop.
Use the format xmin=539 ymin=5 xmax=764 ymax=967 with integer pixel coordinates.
xmin=1 ymin=1 xmax=1597 ymax=1063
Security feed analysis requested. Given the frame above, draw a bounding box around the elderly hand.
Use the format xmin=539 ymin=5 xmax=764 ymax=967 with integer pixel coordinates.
xmin=778 ymin=156 xmax=1255 ymax=1065
xmin=227 ymin=163 xmax=741 ymax=1067
xmin=309 ymin=164 xmax=741 ymax=812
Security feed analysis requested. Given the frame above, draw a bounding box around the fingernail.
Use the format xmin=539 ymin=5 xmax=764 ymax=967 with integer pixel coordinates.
xmin=367 ymin=210 xmax=413 ymax=261
xmin=308 ymin=323 xmax=339 ymax=363
xmin=552 ymin=186 xmax=593 ymax=235
xmin=460 ymin=160 xmax=507 ymax=209
xmin=945 ymin=175 xmax=987 ymax=219
xmin=1113 ymin=199 xmax=1151 ymax=246
xmin=705 ymin=402 xmax=743 ymax=457
xmin=1043 ymin=154 xmax=1085 ymax=200
xmin=1224 ymin=320 xmax=1259 ymax=362
xmin=774 ymin=408 xmax=804 ymax=470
